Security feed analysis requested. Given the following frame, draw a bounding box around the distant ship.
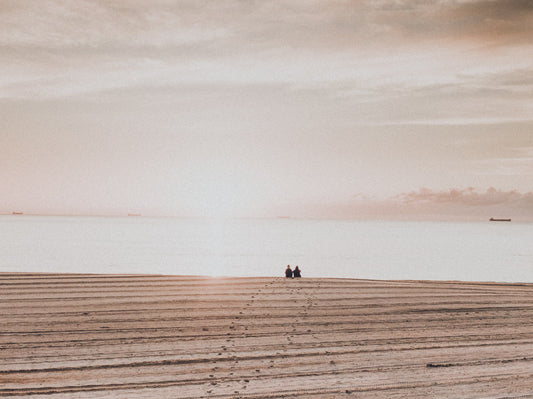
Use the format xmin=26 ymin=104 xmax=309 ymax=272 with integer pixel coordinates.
xmin=490 ymin=218 xmax=511 ymax=222
xmin=12 ymin=212 xmax=23 ymax=215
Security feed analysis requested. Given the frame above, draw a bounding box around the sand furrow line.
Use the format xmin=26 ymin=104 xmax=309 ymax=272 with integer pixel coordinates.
xmin=4 ymin=336 xmax=533 ymax=367
xmin=3 ymin=366 xmax=533 ymax=398
xmin=3 ymin=322 xmax=533 ymax=347
xmin=4 ymin=313 xmax=533 ymax=334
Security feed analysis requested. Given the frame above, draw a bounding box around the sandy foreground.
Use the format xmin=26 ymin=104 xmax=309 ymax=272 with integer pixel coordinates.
xmin=1 ymin=274 xmax=533 ymax=398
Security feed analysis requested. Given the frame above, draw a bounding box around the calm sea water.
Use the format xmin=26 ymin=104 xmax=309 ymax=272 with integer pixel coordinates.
xmin=0 ymin=216 xmax=532 ymax=283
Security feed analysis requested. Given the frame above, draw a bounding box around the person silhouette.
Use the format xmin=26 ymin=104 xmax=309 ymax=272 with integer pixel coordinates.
xmin=285 ymin=265 xmax=293 ymax=278
xmin=293 ymin=266 xmax=301 ymax=278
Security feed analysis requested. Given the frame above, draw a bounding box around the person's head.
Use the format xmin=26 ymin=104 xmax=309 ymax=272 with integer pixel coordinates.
xmin=286 ymin=265 xmax=291 ymax=269
xmin=295 ymin=266 xmax=299 ymax=270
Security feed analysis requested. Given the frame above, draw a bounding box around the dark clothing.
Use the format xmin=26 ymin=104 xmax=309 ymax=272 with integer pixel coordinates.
xmin=285 ymin=268 xmax=293 ymax=278
xmin=293 ymin=268 xmax=301 ymax=278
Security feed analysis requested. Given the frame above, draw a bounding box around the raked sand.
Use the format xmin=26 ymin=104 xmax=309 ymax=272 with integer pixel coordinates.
xmin=1 ymin=274 xmax=533 ymax=398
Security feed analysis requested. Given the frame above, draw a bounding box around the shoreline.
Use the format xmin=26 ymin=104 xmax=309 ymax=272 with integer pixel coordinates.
xmin=2 ymin=273 xmax=533 ymax=398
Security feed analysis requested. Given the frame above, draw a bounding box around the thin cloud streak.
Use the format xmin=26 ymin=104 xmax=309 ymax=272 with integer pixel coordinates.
xmin=370 ymin=117 xmax=533 ymax=126
xmin=395 ymin=187 xmax=533 ymax=207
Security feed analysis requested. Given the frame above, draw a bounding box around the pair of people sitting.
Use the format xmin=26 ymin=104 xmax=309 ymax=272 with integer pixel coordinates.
xmin=285 ymin=265 xmax=301 ymax=278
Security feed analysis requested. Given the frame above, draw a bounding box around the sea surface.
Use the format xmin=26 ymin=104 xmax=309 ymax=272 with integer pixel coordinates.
xmin=1 ymin=215 xmax=532 ymax=283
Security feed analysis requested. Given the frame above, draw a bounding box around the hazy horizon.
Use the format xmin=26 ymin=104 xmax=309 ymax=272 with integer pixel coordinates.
xmin=1 ymin=1 xmax=532 ymax=221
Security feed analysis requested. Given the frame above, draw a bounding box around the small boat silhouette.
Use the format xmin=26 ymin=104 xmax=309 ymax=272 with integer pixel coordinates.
xmin=489 ymin=218 xmax=511 ymax=222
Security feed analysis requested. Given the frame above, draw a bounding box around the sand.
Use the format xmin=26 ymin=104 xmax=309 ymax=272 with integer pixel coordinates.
xmin=1 ymin=274 xmax=533 ymax=398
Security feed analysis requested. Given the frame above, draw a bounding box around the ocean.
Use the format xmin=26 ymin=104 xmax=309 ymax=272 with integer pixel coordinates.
xmin=1 ymin=215 xmax=532 ymax=283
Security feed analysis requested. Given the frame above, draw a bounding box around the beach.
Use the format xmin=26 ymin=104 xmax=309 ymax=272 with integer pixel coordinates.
xmin=2 ymin=274 xmax=533 ymax=398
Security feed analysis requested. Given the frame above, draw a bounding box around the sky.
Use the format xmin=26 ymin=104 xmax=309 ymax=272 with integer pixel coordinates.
xmin=1 ymin=0 xmax=532 ymax=220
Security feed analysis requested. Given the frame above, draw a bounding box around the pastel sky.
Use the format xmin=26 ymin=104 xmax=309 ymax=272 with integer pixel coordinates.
xmin=1 ymin=0 xmax=532 ymax=220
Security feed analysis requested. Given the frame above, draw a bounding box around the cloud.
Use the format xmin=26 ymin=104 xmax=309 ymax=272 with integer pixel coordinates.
xmin=293 ymin=187 xmax=533 ymax=221
xmin=447 ymin=0 xmax=533 ymax=43
xmin=0 ymin=0 xmax=531 ymax=138
xmin=3 ymin=1 xmax=531 ymax=53
xmin=0 ymin=0 xmax=229 ymax=49
xmin=395 ymin=187 xmax=533 ymax=207
xmin=369 ymin=0 xmax=533 ymax=45
xmin=373 ymin=117 xmax=533 ymax=126
xmin=473 ymin=146 xmax=533 ymax=176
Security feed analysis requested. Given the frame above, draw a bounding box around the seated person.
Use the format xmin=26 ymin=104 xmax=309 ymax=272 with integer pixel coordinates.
xmin=285 ymin=265 xmax=293 ymax=278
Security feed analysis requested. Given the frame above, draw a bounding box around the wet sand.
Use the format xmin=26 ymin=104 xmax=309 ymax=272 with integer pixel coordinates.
xmin=1 ymin=273 xmax=533 ymax=398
